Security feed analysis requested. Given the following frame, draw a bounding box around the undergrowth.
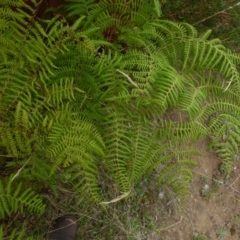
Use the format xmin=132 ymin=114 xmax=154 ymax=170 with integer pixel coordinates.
xmin=0 ymin=0 xmax=240 ymax=239
xmin=163 ymin=0 xmax=240 ymax=51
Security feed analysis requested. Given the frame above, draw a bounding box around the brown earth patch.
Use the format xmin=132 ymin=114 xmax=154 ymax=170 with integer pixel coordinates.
xmin=152 ymin=140 xmax=240 ymax=240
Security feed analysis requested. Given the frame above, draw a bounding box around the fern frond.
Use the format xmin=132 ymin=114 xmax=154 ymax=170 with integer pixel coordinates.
xmin=45 ymin=117 xmax=105 ymax=201
xmin=127 ymin=120 xmax=162 ymax=183
xmin=0 ymin=101 xmax=33 ymax=157
xmin=178 ymin=83 xmax=207 ymax=119
xmin=158 ymin=159 xmax=198 ymax=202
xmin=158 ymin=119 xmax=206 ymax=142
xmin=66 ymin=161 xmax=102 ymax=202
xmin=0 ymin=226 xmax=34 ymax=240
xmin=0 ymin=176 xmax=45 ymax=219
xmin=45 ymin=78 xmax=78 ymax=106
xmin=65 ymin=0 xmax=164 ymax=43
xmin=47 ymin=118 xmax=104 ymax=166
xmin=151 ymin=20 xmax=240 ymax=84
xmin=208 ymin=113 xmax=240 ymax=176
xmin=101 ymin=106 xmax=132 ymax=193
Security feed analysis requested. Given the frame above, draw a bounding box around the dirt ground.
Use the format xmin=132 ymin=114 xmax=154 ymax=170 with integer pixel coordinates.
xmin=151 ymin=140 xmax=240 ymax=240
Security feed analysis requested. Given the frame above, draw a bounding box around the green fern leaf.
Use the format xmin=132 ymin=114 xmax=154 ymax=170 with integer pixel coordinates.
xmin=0 ymin=176 xmax=45 ymax=219
xmin=0 ymin=226 xmax=34 ymax=240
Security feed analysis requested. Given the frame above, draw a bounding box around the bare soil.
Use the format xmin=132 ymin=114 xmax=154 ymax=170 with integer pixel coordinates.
xmin=155 ymin=140 xmax=240 ymax=240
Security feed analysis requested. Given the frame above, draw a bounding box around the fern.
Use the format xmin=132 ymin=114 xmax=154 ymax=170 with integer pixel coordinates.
xmin=207 ymin=113 xmax=240 ymax=176
xmin=0 ymin=226 xmax=35 ymax=240
xmin=158 ymin=159 xmax=198 ymax=202
xmin=1 ymin=0 xmax=240 ymax=237
xmin=101 ymin=105 xmax=132 ymax=193
xmin=127 ymin=120 xmax=162 ymax=183
xmin=0 ymin=175 xmax=45 ymax=219
xmin=45 ymin=117 xmax=105 ymax=201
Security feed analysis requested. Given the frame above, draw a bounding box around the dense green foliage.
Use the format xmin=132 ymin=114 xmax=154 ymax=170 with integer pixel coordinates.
xmin=0 ymin=0 xmax=240 ymax=238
